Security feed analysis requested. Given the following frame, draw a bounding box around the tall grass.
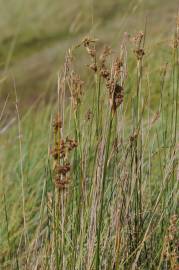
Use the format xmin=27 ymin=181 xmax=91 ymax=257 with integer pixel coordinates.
xmin=0 ymin=16 xmax=179 ymax=270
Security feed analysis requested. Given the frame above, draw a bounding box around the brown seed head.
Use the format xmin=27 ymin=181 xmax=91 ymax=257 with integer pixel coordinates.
xmin=82 ymin=37 xmax=97 ymax=60
xmin=113 ymin=57 xmax=123 ymax=78
xmin=51 ymin=137 xmax=77 ymax=160
xmin=53 ymin=114 xmax=62 ymax=133
xmin=99 ymin=46 xmax=111 ymax=64
xmin=55 ymin=176 xmax=70 ymax=190
xmin=88 ymin=63 xmax=98 ymax=73
xmin=55 ymin=162 xmax=71 ymax=176
xmin=70 ymin=72 xmax=84 ymax=110
xmin=109 ymin=83 xmax=124 ymax=114
xmin=134 ymin=48 xmax=145 ymax=60
xmin=132 ymin=31 xmax=144 ymax=48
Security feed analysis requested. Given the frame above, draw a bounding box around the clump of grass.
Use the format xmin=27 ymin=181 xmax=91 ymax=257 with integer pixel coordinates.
xmin=45 ymin=26 xmax=178 ymax=269
xmin=1 ymin=15 xmax=179 ymax=270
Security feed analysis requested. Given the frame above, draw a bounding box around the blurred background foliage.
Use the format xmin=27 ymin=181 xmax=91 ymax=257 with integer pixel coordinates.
xmin=0 ymin=0 xmax=178 ymax=107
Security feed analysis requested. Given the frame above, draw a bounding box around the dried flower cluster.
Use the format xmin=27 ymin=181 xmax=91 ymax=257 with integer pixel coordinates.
xmin=108 ymin=57 xmax=124 ymax=114
xmin=69 ymin=71 xmax=84 ymax=111
xmin=99 ymin=45 xmax=111 ymax=79
xmin=53 ymin=114 xmax=62 ymax=133
xmin=51 ymin=137 xmax=77 ymax=161
xmin=99 ymin=53 xmax=125 ymax=114
xmin=81 ymin=38 xmax=125 ymax=114
xmin=82 ymin=37 xmax=98 ymax=72
xmin=133 ymin=31 xmax=145 ymax=60
xmin=51 ymin=114 xmax=77 ymax=190
xmin=64 ymin=51 xmax=84 ymax=112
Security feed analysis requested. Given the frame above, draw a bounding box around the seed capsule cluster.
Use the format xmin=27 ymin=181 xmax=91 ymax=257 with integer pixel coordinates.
xmin=133 ymin=31 xmax=145 ymax=60
xmin=81 ymin=38 xmax=125 ymax=114
xmin=69 ymin=71 xmax=84 ymax=111
xmin=51 ymin=114 xmax=77 ymax=190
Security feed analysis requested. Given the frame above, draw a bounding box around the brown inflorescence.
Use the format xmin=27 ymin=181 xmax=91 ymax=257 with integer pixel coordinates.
xmin=51 ymin=137 xmax=77 ymax=160
xmin=53 ymin=114 xmax=62 ymax=133
xmin=99 ymin=46 xmax=111 ymax=80
xmin=134 ymin=48 xmax=145 ymax=60
xmin=132 ymin=31 xmax=145 ymax=60
xmin=99 ymin=47 xmax=124 ymax=114
xmin=132 ymin=31 xmax=144 ymax=48
xmin=80 ymin=38 xmax=125 ymax=114
xmin=107 ymin=57 xmax=124 ymax=114
xmin=82 ymin=37 xmax=98 ymax=73
xmin=54 ymin=162 xmax=71 ymax=190
xmin=51 ymin=114 xmax=78 ymax=191
xmin=69 ymin=71 xmax=84 ymax=111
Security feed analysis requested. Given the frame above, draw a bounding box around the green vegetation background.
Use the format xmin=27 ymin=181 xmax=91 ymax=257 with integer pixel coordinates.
xmin=0 ymin=0 xmax=178 ymax=105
